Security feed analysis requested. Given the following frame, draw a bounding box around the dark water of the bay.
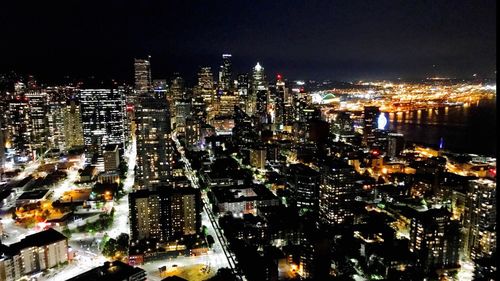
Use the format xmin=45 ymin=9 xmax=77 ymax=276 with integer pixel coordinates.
xmin=386 ymin=98 xmax=497 ymax=157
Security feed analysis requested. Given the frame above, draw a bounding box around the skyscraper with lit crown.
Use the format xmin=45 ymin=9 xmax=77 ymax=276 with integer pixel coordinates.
xmin=219 ymin=54 xmax=233 ymax=92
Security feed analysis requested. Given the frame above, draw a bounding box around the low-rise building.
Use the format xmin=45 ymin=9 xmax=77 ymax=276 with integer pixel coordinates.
xmin=210 ymin=184 xmax=279 ymax=215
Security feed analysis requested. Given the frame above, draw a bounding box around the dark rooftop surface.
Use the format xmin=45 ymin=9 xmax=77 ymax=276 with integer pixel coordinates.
xmin=212 ymin=184 xmax=276 ymax=203
xmin=7 ymin=228 xmax=67 ymax=253
xmin=17 ymin=189 xmax=50 ymax=200
xmin=66 ymin=260 xmax=145 ymax=281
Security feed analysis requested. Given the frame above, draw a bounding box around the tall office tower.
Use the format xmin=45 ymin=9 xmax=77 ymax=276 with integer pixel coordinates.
xmin=169 ymin=74 xmax=185 ymax=120
xmin=283 ymin=89 xmax=296 ymax=127
xmin=273 ymin=74 xmax=286 ymax=128
xmin=79 ymin=87 xmax=126 ymax=155
xmin=26 ymin=91 xmax=49 ymax=154
xmin=250 ymin=63 xmax=268 ymax=119
xmin=286 ymin=163 xmax=321 ymax=216
xmin=465 ymin=179 xmax=496 ymax=260
xmin=387 ymin=132 xmax=405 ymax=158
xmin=7 ymin=96 xmax=32 ymax=162
xmin=252 ymin=62 xmax=266 ymax=90
xmin=135 ymin=94 xmax=173 ymax=190
xmin=170 ymin=74 xmax=185 ymax=101
xmin=196 ymin=67 xmax=214 ymax=107
xmin=63 ymin=99 xmax=84 ymax=149
xmin=134 ymin=57 xmax=152 ymax=94
xmin=409 ymin=208 xmax=460 ymax=274
xmin=235 ymin=73 xmax=250 ymax=115
xmin=174 ymin=99 xmax=192 ymax=135
xmin=198 ymin=67 xmax=214 ymax=91
xmin=319 ymin=158 xmax=358 ymax=226
xmin=362 ymin=106 xmax=380 ymax=147
xmin=129 ymin=187 xmax=201 ymax=241
xmin=219 ymin=54 xmax=233 ymax=92
xmin=191 ymin=97 xmax=207 ymax=123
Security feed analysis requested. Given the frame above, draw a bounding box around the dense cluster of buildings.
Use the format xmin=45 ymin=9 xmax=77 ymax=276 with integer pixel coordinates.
xmin=0 ymin=54 xmax=496 ymax=281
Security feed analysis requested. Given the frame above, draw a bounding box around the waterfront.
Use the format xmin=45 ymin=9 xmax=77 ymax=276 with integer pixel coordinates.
xmin=387 ymin=98 xmax=497 ymax=156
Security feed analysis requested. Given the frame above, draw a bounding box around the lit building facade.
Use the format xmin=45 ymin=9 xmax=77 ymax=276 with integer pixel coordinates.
xmin=26 ymin=91 xmax=49 ymax=153
xmin=465 ymin=179 xmax=496 ymax=260
xmin=134 ymin=57 xmax=152 ymax=94
xmin=129 ymin=187 xmax=201 ymax=242
xmin=6 ymin=96 xmax=31 ymax=162
xmin=0 ymin=228 xmax=68 ymax=281
xmin=79 ymin=88 xmax=126 ymax=155
xmin=363 ymin=106 xmax=379 ymax=147
xmin=219 ymin=54 xmax=233 ymax=92
xmin=409 ymin=208 xmax=460 ymax=274
xmin=286 ymin=163 xmax=320 ymax=215
xmin=135 ymin=94 xmax=173 ymax=190
xmin=319 ymin=159 xmax=358 ymax=226
xmin=62 ymin=99 xmax=84 ymax=149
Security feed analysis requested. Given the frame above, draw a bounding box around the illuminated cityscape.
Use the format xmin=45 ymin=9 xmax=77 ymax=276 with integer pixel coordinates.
xmin=0 ymin=1 xmax=496 ymax=281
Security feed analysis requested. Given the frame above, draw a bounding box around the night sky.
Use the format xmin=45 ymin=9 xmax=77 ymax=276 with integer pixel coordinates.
xmin=1 ymin=0 xmax=496 ymax=83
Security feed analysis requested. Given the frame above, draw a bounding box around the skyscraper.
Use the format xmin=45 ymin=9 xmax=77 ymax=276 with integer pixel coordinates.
xmin=251 ymin=62 xmax=268 ymax=121
xmin=465 ymin=179 xmax=496 ymax=260
xmin=129 ymin=187 xmax=201 ymax=242
xmin=47 ymin=98 xmax=67 ymax=151
xmin=7 ymin=96 xmax=31 ymax=162
xmin=286 ymin=163 xmax=320 ymax=215
xmin=79 ymin=87 xmax=126 ymax=155
xmin=319 ymin=158 xmax=358 ymax=226
xmin=135 ymin=94 xmax=173 ymax=190
xmin=63 ymin=99 xmax=84 ymax=149
xmin=134 ymin=57 xmax=152 ymax=94
xmin=219 ymin=54 xmax=233 ymax=92
xmin=198 ymin=67 xmax=214 ymax=91
xmin=363 ymin=106 xmax=380 ymax=147
xmin=273 ymin=74 xmax=286 ymax=128
xmin=26 ymin=90 xmax=49 ymax=154
xmin=409 ymin=208 xmax=460 ymax=273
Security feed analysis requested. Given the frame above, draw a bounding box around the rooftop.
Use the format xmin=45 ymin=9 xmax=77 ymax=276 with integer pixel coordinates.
xmin=67 ymin=260 xmax=146 ymax=281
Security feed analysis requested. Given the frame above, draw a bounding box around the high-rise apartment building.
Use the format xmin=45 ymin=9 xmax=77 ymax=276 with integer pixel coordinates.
xmin=6 ymin=96 xmax=31 ymax=162
xmin=47 ymin=99 xmax=66 ymax=151
xmin=62 ymin=99 xmax=84 ymax=149
xmin=135 ymin=94 xmax=173 ymax=190
xmin=319 ymin=158 xmax=358 ymax=226
xmin=465 ymin=179 xmax=496 ymax=260
xmin=409 ymin=208 xmax=460 ymax=273
xmin=26 ymin=91 xmax=49 ymax=154
xmin=129 ymin=187 xmax=201 ymax=242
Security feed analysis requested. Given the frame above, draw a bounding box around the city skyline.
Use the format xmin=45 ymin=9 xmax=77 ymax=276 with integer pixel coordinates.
xmin=0 ymin=2 xmax=496 ymax=281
